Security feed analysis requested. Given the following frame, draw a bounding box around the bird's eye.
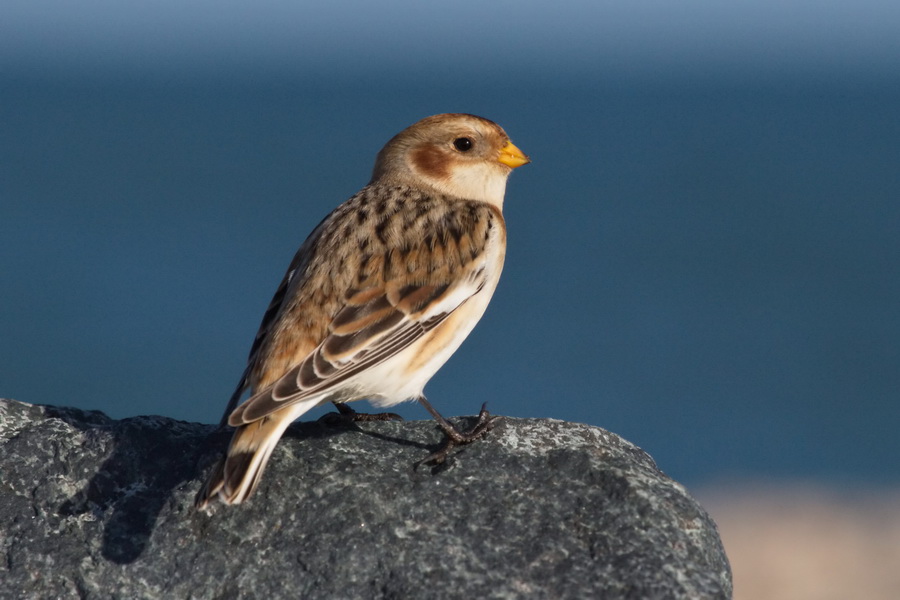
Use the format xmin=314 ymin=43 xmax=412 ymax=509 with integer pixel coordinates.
xmin=453 ymin=137 xmax=474 ymax=152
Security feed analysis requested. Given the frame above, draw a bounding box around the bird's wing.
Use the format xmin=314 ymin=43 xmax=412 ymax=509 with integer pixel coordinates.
xmin=228 ymin=194 xmax=502 ymax=426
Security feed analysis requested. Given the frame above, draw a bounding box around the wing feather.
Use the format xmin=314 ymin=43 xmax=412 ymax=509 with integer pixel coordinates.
xmin=227 ymin=185 xmax=502 ymax=427
xmin=228 ymin=282 xmax=466 ymax=426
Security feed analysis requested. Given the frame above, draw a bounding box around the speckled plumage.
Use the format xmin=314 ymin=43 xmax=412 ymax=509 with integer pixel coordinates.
xmin=196 ymin=114 xmax=528 ymax=507
xmin=244 ymin=185 xmax=502 ymax=398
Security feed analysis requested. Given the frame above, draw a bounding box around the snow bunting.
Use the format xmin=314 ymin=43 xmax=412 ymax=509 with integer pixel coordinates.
xmin=195 ymin=113 xmax=529 ymax=507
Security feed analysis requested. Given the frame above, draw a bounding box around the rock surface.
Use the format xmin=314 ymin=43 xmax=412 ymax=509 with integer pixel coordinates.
xmin=0 ymin=398 xmax=731 ymax=599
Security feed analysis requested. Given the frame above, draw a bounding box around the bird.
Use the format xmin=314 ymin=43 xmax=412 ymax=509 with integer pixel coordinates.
xmin=195 ymin=113 xmax=529 ymax=508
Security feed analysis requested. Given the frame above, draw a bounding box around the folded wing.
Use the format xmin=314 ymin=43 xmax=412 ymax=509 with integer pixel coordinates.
xmin=228 ymin=273 xmax=484 ymax=426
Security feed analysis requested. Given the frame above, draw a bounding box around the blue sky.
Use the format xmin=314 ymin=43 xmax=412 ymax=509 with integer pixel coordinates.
xmin=3 ymin=1 xmax=900 ymax=78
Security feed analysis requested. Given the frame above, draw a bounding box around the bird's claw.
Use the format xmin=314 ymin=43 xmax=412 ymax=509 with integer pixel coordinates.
xmin=417 ymin=403 xmax=504 ymax=467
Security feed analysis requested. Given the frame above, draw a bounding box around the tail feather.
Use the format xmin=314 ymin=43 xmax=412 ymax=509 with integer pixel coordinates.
xmin=194 ymin=456 xmax=227 ymax=509
xmin=195 ymin=400 xmax=318 ymax=508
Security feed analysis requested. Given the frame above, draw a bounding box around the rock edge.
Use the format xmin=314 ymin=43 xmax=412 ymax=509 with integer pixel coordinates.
xmin=0 ymin=398 xmax=731 ymax=599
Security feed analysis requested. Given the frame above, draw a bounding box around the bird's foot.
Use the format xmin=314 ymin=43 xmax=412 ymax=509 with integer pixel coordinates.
xmin=318 ymin=402 xmax=403 ymax=426
xmin=416 ymin=399 xmax=503 ymax=466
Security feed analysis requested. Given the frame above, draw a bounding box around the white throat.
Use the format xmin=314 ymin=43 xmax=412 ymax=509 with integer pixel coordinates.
xmin=434 ymin=164 xmax=509 ymax=208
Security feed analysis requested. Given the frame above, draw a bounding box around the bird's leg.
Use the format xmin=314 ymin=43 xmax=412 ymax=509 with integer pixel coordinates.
xmin=416 ymin=396 xmax=503 ymax=465
xmin=319 ymin=402 xmax=403 ymax=425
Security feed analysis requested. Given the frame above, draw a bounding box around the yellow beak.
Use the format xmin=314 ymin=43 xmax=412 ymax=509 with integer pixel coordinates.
xmin=498 ymin=141 xmax=530 ymax=169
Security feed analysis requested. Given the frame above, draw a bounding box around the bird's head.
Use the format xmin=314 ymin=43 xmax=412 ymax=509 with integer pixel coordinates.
xmin=371 ymin=113 xmax=529 ymax=208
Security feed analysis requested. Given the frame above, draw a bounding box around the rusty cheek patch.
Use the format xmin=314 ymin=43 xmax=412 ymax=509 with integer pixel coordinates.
xmin=411 ymin=145 xmax=451 ymax=181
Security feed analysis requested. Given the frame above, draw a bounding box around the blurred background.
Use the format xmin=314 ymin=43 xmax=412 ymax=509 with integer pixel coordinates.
xmin=2 ymin=2 xmax=898 ymax=596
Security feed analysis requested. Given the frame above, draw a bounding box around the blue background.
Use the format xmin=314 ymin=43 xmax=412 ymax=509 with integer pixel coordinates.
xmin=3 ymin=1 xmax=899 ymax=487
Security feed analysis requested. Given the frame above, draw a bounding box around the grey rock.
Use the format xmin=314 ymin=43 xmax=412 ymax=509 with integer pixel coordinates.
xmin=0 ymin=398 xmax=731 ymax=599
